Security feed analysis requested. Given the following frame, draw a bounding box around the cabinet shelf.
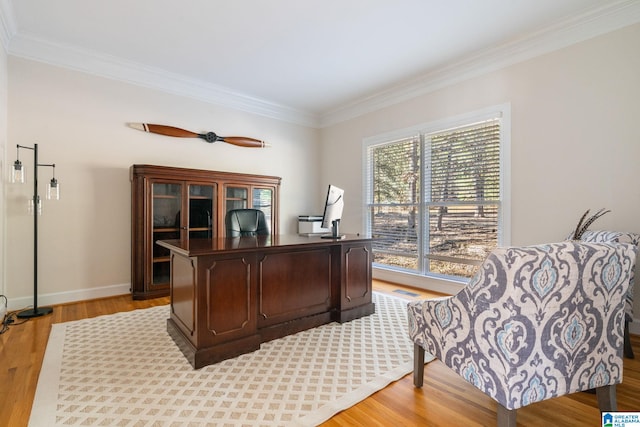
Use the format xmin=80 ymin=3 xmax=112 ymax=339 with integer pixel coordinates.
xmin=131 ymin=164 xmax=281 ymax=300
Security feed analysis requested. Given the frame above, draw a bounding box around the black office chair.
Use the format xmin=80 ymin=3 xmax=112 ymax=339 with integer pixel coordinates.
xmin=225 ymin=209 xmax=270 ymax=237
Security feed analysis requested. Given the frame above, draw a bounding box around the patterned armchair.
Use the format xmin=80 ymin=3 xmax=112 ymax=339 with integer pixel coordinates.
xmin=408 ymin=241 xmax=636 ymax=427
xmin=574 ymin=230 xmax=640 ymax=358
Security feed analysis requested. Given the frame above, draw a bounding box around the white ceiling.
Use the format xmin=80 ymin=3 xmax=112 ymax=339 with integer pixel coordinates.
xmin=1 ymin=0 xmax=639 ymax=127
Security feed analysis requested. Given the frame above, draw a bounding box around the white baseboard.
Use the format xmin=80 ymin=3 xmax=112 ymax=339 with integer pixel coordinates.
xmin=7 ymin=283 xmax=131 ymax=311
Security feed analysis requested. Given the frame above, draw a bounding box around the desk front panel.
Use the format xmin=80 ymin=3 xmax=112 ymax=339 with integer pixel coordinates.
xmin=257 ymin=247 xmax=333 ymax=328
xmin=341 ymin=242 xmax=373 ymax=310
xmin=201 ymin=254 xmax=257 ymax=346
xmin=170 ymin=253 xmax=196 ymax=338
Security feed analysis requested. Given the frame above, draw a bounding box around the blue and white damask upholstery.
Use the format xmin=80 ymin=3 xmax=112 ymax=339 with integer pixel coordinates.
xmin=574 ymin=230 xmax=640 ymax=359
xmin=576 ymin=231 xmax=640 ymax=321
xmin=408 ymin=241 xmax=636 ymax=427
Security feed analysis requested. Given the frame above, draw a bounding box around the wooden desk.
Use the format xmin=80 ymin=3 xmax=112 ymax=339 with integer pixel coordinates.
xmin=157 ymin=235 xmax=374 ymax=368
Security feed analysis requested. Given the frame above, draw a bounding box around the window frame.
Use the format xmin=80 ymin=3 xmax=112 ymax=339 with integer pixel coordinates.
xmin=362 ymin=103 xmax=511 ymax=286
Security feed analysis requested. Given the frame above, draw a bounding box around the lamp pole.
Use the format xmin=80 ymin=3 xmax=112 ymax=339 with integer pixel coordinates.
xmin=16 ymin=143 xmax=54 ymax=318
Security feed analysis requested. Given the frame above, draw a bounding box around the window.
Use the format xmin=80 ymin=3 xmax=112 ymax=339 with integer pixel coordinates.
xmin=364 ymin=105 xmax=510 ymax=281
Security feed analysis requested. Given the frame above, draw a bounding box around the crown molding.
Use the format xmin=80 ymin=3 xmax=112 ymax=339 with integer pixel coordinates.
xmin=0 ymin=0 xmax=15 ymax=52
xmin=2 ymin=1 xmax=639 ymax=129
xmin=319 ymin=0 xmax=640 ymax=127
xmin=7 ymin=33 xmax=320 ymax=128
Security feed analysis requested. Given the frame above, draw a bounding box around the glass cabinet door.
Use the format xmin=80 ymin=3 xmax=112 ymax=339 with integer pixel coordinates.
xmin=223 ymin=184 xmax=276 ymax=236
xmin=188 ymin=184 xmax=216 ymax=239
xmin=151 ymin=182 xmax=182 ymax=287
xmin=130 ymin=164 xmax=281 ymax=300
xmin=225 ymin=186 xmax=248 ymax=211
xmin=253 ymin=187 xmax=274 ymax=229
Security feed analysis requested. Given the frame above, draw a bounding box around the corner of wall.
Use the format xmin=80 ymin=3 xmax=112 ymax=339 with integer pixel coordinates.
xmin=0 ymin=36 xmax=8 ymax=298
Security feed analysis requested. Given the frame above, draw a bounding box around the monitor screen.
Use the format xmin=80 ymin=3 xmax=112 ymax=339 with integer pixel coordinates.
xmin=321 ymin=185 xmax=344 ymax=230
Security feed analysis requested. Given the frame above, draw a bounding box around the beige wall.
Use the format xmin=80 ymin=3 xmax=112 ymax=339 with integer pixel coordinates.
xmin=5 ymin=58 xmax=321 ymax=308
xmin=320 ymin=24 xmax=640 ymax=327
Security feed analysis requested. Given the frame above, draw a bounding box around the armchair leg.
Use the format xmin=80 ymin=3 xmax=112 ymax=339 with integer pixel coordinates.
xmin=624 ymin=319 xmax=634 ymax=359
xmin=497 ymin=404 xmax=516 ymax=427
xmin=413 ymin=343 xmax=425 ymax=388
xmin=596 ymin=385 xmax=617 ymax=412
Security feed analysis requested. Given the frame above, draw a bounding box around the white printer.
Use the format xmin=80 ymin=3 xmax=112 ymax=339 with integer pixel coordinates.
xmin=298 ymin=215 xmax=330 ymax=236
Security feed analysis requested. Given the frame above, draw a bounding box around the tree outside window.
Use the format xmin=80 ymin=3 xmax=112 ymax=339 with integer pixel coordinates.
xmin=365 ymin=114 xmax=505 ymax=280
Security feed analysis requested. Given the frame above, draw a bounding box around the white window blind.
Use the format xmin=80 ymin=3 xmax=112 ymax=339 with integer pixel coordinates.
xmin=365 ymin=111 xmax=506 ymax=280
xmin=367 ymin=136 xmax=422 ymax=271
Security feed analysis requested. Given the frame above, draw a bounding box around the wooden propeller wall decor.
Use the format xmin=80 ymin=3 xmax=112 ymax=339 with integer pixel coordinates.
xmin=127 ymin=123 xmax=270 ymax=148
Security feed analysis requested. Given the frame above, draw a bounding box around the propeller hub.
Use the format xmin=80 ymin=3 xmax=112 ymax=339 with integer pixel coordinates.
xmin=203 ymin=132 xmax=218 ymax=143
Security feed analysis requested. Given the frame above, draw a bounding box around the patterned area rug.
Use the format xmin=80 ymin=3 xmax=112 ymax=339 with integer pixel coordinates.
xmin=30 ymin=292 xmax=434 ymax=426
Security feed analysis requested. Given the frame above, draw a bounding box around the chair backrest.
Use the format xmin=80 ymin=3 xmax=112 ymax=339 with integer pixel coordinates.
xmin=225 ymin=209 xmax=270 ymax=237
xmin=577 ymin=230 xmax=640 ymax=246
xmin=573 ymin=230 xmax=640 ymax=320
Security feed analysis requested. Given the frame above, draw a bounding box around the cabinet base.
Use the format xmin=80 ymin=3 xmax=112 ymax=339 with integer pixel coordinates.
xmin=258 ymin=310 xmax=333 ymax=344
xmin=167 ymin=319 xmax=261 ymax=369
xmin=335 ymin=302 xmax=376 ymax=323
xmin=132 ymin=288 xmax=169 ymax=300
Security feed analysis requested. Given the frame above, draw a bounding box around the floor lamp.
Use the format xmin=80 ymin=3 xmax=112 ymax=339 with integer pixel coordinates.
xmin=11 ymin=143 xmax=60 ymax=318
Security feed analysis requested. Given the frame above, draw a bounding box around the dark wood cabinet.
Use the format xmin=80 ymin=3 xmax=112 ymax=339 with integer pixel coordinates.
xmin=130 ymin=164 xmax=281 ymax=299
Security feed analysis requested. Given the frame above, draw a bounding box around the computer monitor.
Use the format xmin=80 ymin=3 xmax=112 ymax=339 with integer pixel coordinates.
xmin=321 ymin=185 xmax=345 ymax=239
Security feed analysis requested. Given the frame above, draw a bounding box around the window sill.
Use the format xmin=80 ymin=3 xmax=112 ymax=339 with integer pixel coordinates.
xmin=373 ymin=266 xmax=467 ymax=296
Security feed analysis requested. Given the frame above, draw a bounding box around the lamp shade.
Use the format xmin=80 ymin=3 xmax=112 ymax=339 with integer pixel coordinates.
xmin=28 ymin=197 xmax=42 ymax=216
xmin=11 ymin=160 xmax=26 ymax=183
xmin=47 ymin=178 xmax=60 ymax=200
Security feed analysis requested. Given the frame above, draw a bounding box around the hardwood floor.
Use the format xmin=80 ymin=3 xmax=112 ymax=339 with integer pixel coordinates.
xmin=1 ymin=281 xmax=638 ymax=426
xmin=0 ymin=295 xmax=168 ymax=427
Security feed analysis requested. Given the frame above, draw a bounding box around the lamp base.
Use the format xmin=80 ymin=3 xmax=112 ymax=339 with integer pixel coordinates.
xmin=17 ymin=306 xmax=53 ymax=319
